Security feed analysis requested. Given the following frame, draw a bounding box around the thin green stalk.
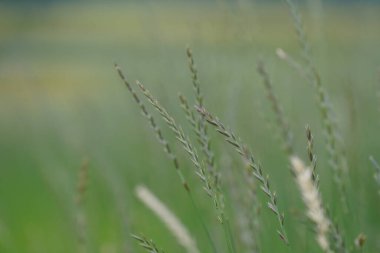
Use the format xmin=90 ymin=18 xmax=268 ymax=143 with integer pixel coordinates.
xmin=223 ymin=224 xmax=232 ymax=253
xmin=187 ymin=192 xmax=218 ymax=253
xmin=224 ymin=154 xmax=260 ymax=253
xmin=240 ymin=169 xmax=261 ymax=253
xmin=225 ymin=219 xmax=237 ymax=253
xmin=75 ymin=159 xmax=89 ymax=253
xmin=370 ymin=156 xmax=380 ymax=196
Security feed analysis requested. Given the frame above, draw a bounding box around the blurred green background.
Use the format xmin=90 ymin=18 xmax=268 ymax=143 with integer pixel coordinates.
xmin=0 ymin=1 xmax=380 ymax=253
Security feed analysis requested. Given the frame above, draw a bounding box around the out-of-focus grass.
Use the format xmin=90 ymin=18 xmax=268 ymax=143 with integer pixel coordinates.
xmin=0 ymin=2 xmax=380 ymax=253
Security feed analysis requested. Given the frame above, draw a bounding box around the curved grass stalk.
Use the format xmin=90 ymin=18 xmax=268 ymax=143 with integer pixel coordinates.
xmin=257 ymin=60 xmax=294 ymax=156
xmin=115 ymin=64 xmax=188 ymax=191
xmin=136 ymin=80 xmax=236 ymax=253
xmin=179 ymin=94 xmax=220 ymax=190
xmin=136 ymin=81 xmax=224 ymax=223
xmin=115 ymin=65 xmax=217 ymax=253
xmin=197 ymin=106 xmax=289 ymax=245
xmin=185 ymin=48 xmax=218 ymax=184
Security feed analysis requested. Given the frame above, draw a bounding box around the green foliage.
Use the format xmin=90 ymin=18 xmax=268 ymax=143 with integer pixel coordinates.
xmin=0 ymin=2 xmax=380 ymax=253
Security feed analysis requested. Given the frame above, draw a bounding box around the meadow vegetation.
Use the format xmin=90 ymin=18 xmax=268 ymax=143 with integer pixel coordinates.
xmin=0 ymin=1 xmax=380 ymax=253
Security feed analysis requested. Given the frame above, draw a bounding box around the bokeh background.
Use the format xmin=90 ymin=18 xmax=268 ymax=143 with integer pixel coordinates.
xmin=1 ymin=0 xmax=380 ymax=253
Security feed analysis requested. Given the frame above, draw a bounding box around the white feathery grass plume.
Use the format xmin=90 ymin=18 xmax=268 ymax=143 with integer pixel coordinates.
xmin=135 ymin=185 xmax=200 ymax=253
xmin=290 ymin=156 xmax=332 ymax=253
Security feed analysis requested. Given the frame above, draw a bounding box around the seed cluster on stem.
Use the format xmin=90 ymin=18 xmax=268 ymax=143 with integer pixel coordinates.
xmin=115 ymin=64 xmax=189 ymax=190
xmin=132 ymin=234 xmax=165 ymax=253
xmin=136 ymin=81 xmax=225 ymax=224
xmin=197 ymin=106 xmax=288 ymax=245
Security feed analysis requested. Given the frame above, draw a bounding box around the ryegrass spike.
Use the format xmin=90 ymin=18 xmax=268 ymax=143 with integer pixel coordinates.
xmin=179 ymin=94 xmax=219 ymax=188
xmin=257 ymin=60 xmax=294 ymax=155
xmin=197 ymin=106 xmax=289 ymax=245
xmin=185 ymin=48 xmax=217 ymax=180
xmin=137 ymin=81 xmax=237 ymax=253
xmin=136 ymin=80 xmax=225 ymax=224
xmin=115 ymin=64 xmax=188 ymax=191
xmin=186 ymin=46 xmax=203 ymax=108
xmin=306 ymin=125 xmax=319 ymax=186
xmin=132 ymin=234 xmax=165 ymax=253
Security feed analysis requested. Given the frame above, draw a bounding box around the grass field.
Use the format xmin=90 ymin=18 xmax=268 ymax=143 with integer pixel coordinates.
xmin=0 ymin=2 xmax=380 ymax=253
